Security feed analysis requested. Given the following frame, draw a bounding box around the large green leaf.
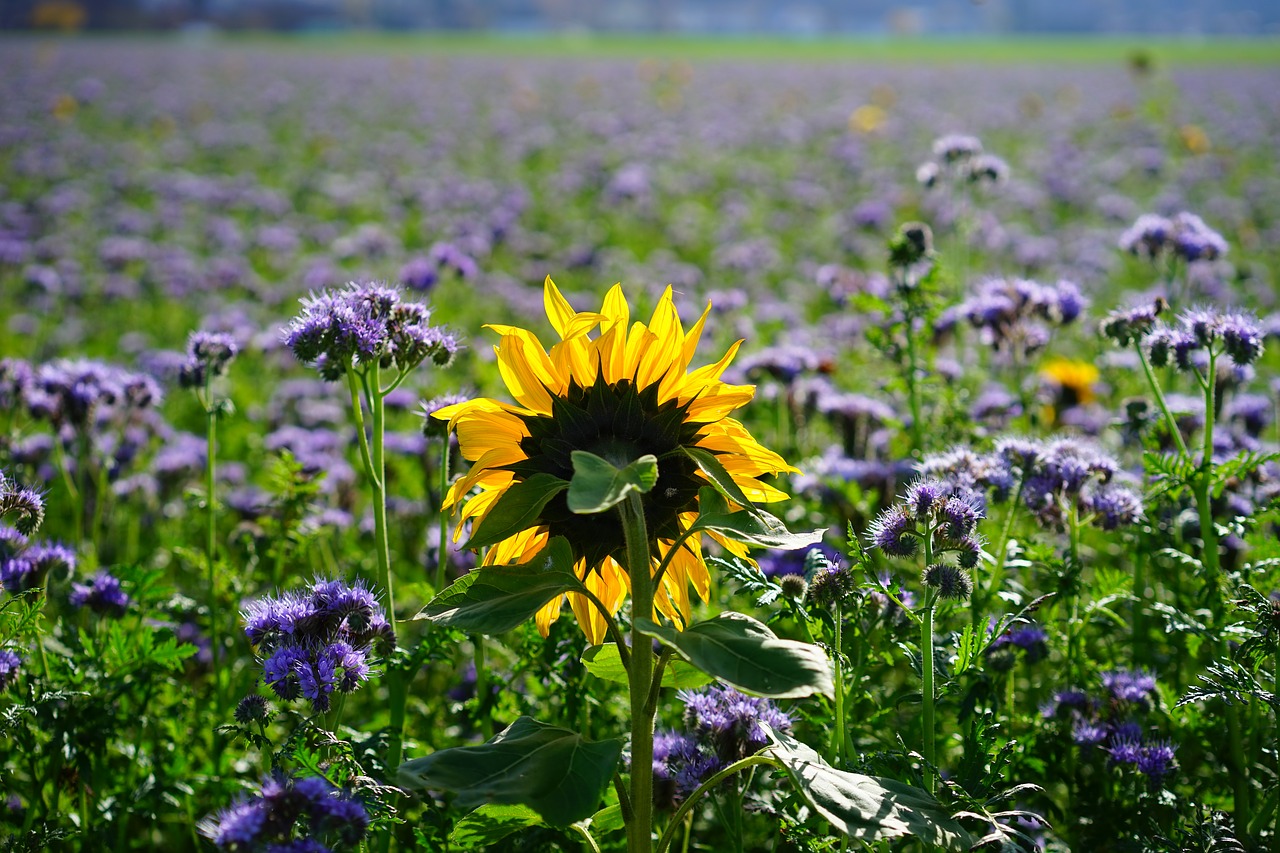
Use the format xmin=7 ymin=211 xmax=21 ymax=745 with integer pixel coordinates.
xmin=767 ymin=729 xmax=971 ymax=850
xmin=567 ymin=450 xmax=658 ymax=514
xmin=398 ymin=717 xmax=624 ymax=827
xmin=683 ymin=446 xmax=757 ymax=511
xmin=467 ymin=472 xmax=568 ymax=551
xmin=413 ymin=538 xmax=582 ymax=634
xmin=634 ymin=612 xmax=832 ymax=699
xmin=449 ymin=804 xmax=544 ymax=848
xmin=581 ymin=643 xmax=713 ymax=689
xmin=693 ymin=507 xmax=826 ymax=550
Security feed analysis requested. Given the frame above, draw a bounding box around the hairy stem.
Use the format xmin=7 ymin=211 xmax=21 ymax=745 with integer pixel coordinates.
xmin=621 ymin=493 xmax=655 ymax=853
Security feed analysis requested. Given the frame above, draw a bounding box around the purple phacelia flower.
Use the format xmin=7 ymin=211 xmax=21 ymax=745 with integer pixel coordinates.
xmin=69 ymin=571 xmax=130 ymax=616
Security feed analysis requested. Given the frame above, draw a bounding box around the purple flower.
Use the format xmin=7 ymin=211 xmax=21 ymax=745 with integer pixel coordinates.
xmin=1137 ymin=741 xmax=1177 ymax=780
xmin=1107 ymin=736 xmax=1144 ymax=765
xmin=2 ymin=542 xmax=76 ymax=593
xmin=0 ymin=478 xmax=44 ymax=536
xmin=200 ymin=774 xmax=368 ymax=851
xmin=868 ymin=504 xmax=918 ymax=558
xmin=0 ymin=649 xmax=22 ymax=690
xmin=178 ymin=330 xmax=239 ymax=389
xmin=805 ymin=550 xmax=856 ymax=609
xmin=1071 ymin=719 xmax=1109 ymax=746
xmin=1102 ymin=669 xmax=1157 ymax=704
xmin=69 ymin=571 xmax=130 ymax=616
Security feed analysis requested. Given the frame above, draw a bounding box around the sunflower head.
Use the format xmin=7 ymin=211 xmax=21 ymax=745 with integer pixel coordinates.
xmin=435 ymin=277 xmax=797 ymax=643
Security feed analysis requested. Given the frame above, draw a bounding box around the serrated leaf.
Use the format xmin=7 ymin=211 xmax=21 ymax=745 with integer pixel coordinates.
xmin=414 ymin=538 xmax=583 ymax=634
xmin=398 ymin=717 xmax=623 ymax=827
xmin=581 ymin=644 xmax=712 ymax=689
xmin=635 ymin=612 xmax=832 ymax=699
xmin=449 ymin=804 xmax=544 ymax=848
xmin=567 ymin=451 xmax=657 ymax=514
xmin=467 ymin=473 xmax=568 ymax=551
xmin=766 ymin=728 xmax=971 ymax=849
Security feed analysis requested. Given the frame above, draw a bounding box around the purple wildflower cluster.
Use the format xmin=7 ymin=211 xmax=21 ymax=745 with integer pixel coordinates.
xmin=921 ymin=437 xmax=1142 ymax=531
xmin=868 ymin=478 xmax=985 ymax=599
xmin=1043 ymin=669 xmax=1176 ymax=782
xmin=178 ymin=330 xmax=239 ymax=389
xmin=283 ymin=282 xmax=460 ymax=381
xmin=1 ymin=357 xmax=161 ymax=432
xmin=242 ymin=578 xmax=392 ymax=714
xmin=985 ymin=622 xmax=1049 ymax=671
xmin=916 ymin=133 xmax=1009 ymax=189
xmin=652 ymin=684 xmax=793 ymax=809
xmin=804 ymin=549 xmax=858 ymax=609
xmin=69 ymin=570 xmax=131 ymax=616
xmin=1144 ymin=308 xmax=1266 ymax=372
xmin=1118 ymin=211 xmax=1228 ymax=263
xmin=1 ymin=538 xmax=76 ymax=595
xmin=200 ymin=774 xmax=370 ymax=852
xmin=940 ymin=276 xmax=1087 ymax=360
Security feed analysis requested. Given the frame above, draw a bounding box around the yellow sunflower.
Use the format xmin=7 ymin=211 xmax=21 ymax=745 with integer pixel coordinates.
xmin=434 ymin=277 xmax=796 ymax=644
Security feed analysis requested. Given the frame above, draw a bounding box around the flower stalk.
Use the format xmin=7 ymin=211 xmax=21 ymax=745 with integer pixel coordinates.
xmin=621 ymin=492 xmax=655 ymax=853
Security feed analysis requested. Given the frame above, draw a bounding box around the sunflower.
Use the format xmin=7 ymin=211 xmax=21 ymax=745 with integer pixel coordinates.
xmin=434 ymin=277 xmax=796 ymax=644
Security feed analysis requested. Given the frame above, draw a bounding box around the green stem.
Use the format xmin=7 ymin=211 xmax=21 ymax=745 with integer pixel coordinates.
xmin=435 ymin=433 xmax=452 ymax=592
xmin=654 ymin=755 xmax=776 ymax=853
xmin=1067 ymin=506 xmax=1082 ymax=690
xmin=473 ymin=635 xmax=492 ymax=739
xmin=977 ymin=481 xmax=1023 ymax=636
xmin=921 ymin=586 xmax=937 ymax=793
xmin=571 ymin=823 xmax=604 ymax=853
xmin=205 ymin=386 xmax=223 ymax=725
xmin=1136 ymin=343 xmax=1190 ymax=459
xmin=921 ymin=527 xmax=937 ymax=793
xmin=831 ymin=601 xmax=846 ymax=767
xmin=620 ymin=493 xmax=655 ymax=853
xmin=1273 ymin=648 xmax=1279 ymax=853
xmin=1194 ymin=350 xmax=1249 ymax=834
xmin=903 ymin=307 xmax=925 ymax=459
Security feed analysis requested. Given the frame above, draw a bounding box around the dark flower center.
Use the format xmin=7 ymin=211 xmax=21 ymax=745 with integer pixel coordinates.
xmin=503 ymin=372 xmax=709 ymax=570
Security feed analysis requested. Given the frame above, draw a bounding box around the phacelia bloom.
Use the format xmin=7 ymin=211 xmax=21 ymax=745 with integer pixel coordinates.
xmin=870 ymin=478 xmax=985 ymax=569
xmin=284 ymin=282 xmax=461 ymax=381
xmin=417 ymin=392 xmax=472 ymax=438
xmin=1148 ymin=308 xmax=1265 ymax=373
xmin=0 ymin=475 xmax=44 ymax=536
xmin=1099 ymin=298 xmax=1166 ymax=347
xmin=2 ymin=542 xmax=76 ymax=593
xmin=1071 ymin=719 xmax=1109 ymax=746
xmin=1102 ymin=668 xmax=1157 ymax=705
xmin=805 ymin=550 xmax=856 ymax=609
xmin=433 ymin=278 xmax=800 ymax=644
xmin=178 ymin=330 xmax=239 ymax=389
xmin=867 ymin=504 xmax=918 ymax=558
xmin=923 ymin=563 xmax=973 ymax=600
xmin=242 ymin=577 xmax=391 ymax=713
xmin=932 ymin=133 xmax=983 ymax=165
xmin=21 ymin=359 xmax=162 ymax=430
xmin=0 ymin=649 xmax=22 ymax=690
xmin=679 ymin=683 xmax=793 ymax=768
xmin=1080 ymin=481 xmax=1144 ymax=530
xmin=1118 ymin=214 xmax=1174 ymax=259
xmin=1136 ymin=740 xmax=1177 ymax=780
xmin=234 ymin=694 xmax=273 ymax=725
xmin=69 ymin=570 xmax=130 ymax=616
xmin=966 ymin=153 xmax=1009 ymax=185
xmin=200 ymin=774 xmax=370 ymax=852
xmin=954 ymin=277 xmax=1086 ymax=360
xmin=1119 ymin=211 xmax=1228 ymax=263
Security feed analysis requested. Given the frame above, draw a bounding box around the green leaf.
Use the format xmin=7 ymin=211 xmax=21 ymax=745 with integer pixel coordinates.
xmin=767 ymin=728 xmax=971 ymax=849
xmin=413 ymin=538 xmax=583 ymax=634
xmin=634 ymin=612 xmax=833 ymax=699
xmin=398 ymin=717 xmax=624 ymax=827
xmin=683 ymin=446 xmax=758 ymax=512
xmin=581 ymin=644 xmax=713 ymax=690
xmin=567 ymin=451 xmax=658 ymax=514
xmin=449 ymin=804 xmax=544 ymax=848
xmin=692 ymin=505 xmax=826 ymax=550
xmin=467 ymin=473 xmax=569 ymax=551
xmin=584 ymin=803 xmax=624 ymax=836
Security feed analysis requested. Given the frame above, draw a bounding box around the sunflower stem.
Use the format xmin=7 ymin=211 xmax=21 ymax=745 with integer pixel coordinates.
xmin=620 ymin=492 xmax=655 ymax=853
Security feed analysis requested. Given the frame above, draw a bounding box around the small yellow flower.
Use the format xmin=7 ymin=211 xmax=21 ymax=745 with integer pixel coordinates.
xmin=1040 ymin=357 xmax=1100 ymax=418
xmin=436 ymin=278 xmax=796 ymax=643
xmin=848 ymin=105 xmax=887 ymax=135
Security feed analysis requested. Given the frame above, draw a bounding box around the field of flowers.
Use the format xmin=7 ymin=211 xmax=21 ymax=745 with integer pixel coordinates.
xmin=1 ymin=36 xmax=1279 ymax=852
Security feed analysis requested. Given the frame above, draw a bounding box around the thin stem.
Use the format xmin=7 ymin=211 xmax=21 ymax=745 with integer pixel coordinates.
xmin=473 ymin=635 xmax=492 ymax=739
xmin=1135 ymin=343 xmax=1190 ymax=459
xmin=571 ymin=823 xmax=603 ymax=853
xmin=654 ymin=755 xmax=777 ymax=853
xmin=204 ymin=383 xmax=223 ymax=725
xmin=620 ymin=492 xmax=655 ymax=853
xmin=1195 ymin=349 xmax=1249 ymax=834
xmin=920 ymin=526 xmax=937 ymax=793
xmin=831 ymin=601 xmax=846 ymax=767
xmin=368 ymin=362 xmax=394 ymax=617
xmin=903 ymin=309 xmax=925 ymax=458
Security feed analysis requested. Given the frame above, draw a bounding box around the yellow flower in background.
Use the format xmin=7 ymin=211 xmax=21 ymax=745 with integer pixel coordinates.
xmin=848 ymin=104 xmax=887 ymax=135
xmin=435 ymin=277 xmax=796 ymax=644
xmin=1179 ymin=124 xmax=1211 ymax=155
xmin=1040 ymin=357 xmax=1100 ymax=425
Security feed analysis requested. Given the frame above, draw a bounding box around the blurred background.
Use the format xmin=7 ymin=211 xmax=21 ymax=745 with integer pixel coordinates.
xmin=5 ymin=0 xmax=1280 ymax=36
